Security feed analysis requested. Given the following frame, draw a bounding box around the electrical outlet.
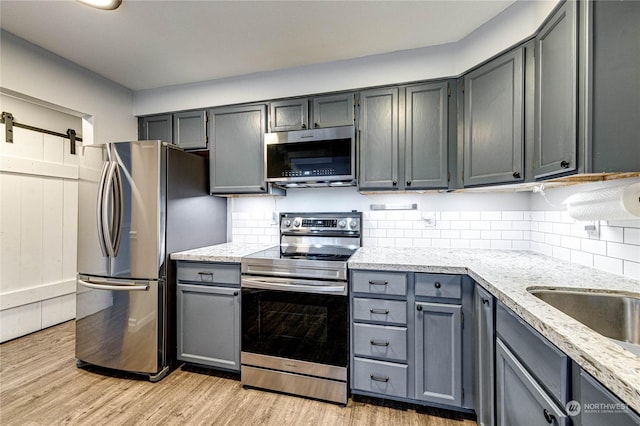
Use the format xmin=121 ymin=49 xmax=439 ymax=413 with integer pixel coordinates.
xmin=421 ymin=212 xmax=436 ymax=227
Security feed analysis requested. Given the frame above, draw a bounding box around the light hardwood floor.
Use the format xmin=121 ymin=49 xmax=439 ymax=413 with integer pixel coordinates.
xmin=0 ymin=321 xmax=476 ymax=425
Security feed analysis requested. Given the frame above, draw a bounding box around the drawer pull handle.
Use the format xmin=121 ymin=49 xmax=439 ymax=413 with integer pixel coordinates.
xmin=198 ymin=272 xmax=214 ymax=279
xmin=370 ymin=308 xmax=389 ymax=315
xmin=369 ymin=280 xmax=388 ymax=286
xmin=370 ymin=374 xmax=390 ymax=383
xmin=434 ymin=281 xmax=441 ymax=289
xmin=370 ymin=340 xmax=390 ymax=347
xmin=233 ymin=291 xmax=239 ymax=296
xmin=543 ymin=409 xmax=556 ymax=424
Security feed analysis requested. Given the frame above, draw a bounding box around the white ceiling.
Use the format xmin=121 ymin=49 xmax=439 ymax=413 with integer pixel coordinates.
xmin=0 ymin=0 xmax=515 ymax=92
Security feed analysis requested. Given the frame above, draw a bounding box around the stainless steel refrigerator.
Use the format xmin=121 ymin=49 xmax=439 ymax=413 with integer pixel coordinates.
xmin=75 ymin=140 xmax=226 ymax=381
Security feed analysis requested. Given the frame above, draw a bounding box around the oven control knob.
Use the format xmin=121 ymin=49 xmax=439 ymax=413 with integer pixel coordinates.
xmin=338 ymin=220 xmax=347 ymax=228
xmin=284 ymin=219 xmax=291 ymax=227
xmin=293 ymin=219 xmax=301 ymax=227
xmin=349 ymin=220 xmax=358 ymax=229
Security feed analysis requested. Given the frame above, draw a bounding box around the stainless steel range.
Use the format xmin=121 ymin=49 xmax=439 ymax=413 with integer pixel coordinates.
xmin=240 ymin=211 xmax=362 ymax=404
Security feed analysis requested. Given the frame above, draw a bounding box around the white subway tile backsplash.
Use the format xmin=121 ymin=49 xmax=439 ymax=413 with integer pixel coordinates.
xmin=512 ymin=221 xmax=531 ymax=231
xmin=481 ymin=230 xmax=502 ymax=240
xmin=441 ymin=230 xmax=461 ymax=239
xmin=623 ymin=261 xmax=640 ymax=281
xmin=552 ymin=246 xmax=571 ymax=261
xmin=560 ymin=236 xmax=581 ymax=250
xmin=545 ymin=234 xmax=561 ymax=246
xmin=544 ymin=211 xmax=563 ymax=222
xmin=491 ymin=221 xmax=512 ymax=230
xmin=441 ymin=211 xmax=460 ymax=221
xmin=395 ymin=238 xmax=414 ymax=248
xmin=432 ymin=239 xmax=451 ymax=248
xmin=512 ymin=240 xmax=531 ymax=250
xmin=600 ymin=225 xmax=624 ymax=243
xmin=422 ymin=229 xmax=441 ymax=239
xmin=502 ymin=211 xmax=524 ymax=221
xmin=624 ymin=228 xmax=640 ymax=245
xmin=470 ymin=220 xmax=491 ymax=230
xmin=580 ymin=239 xmax=607 ymax=255
xmin=607 ymin=242 xmax=640 ymax=262
xmin=435 ymin=220 xmax=451 ymax=230
xmin=387 ymin=229 xmax=404 ymax=238
xmin=414 ymin=238 xmax=432 ymax=247
xmin=530 ymin=211 xmax=545 ymax=221
xmin=491 ymin=240 xmax=512 ymax=249
xmin=552 ymin=223 xmax=572 ymax=236
xmin=571 ymin=250 xmax=594 ymax=267
xmin=460 ymin=211 xmax=481 ymax=221
xmin=451 ymin=221 xmax=471 ymax=230
xmin=538 ymin=222 xmax=553 ymax=233
xmin=481 ymin=211 xmax=502 ymax=221
xmin=502 ymin=230 xmax=524 ymax=240
xmin=593 ymin=255 xmax=623 ymax=276
xmin=370 ymin=229 xmax=387 ymax=238
xmin=460 ymin=230 xmax=481 ymax=239
xmin=470 ymin=240 xmax=491 ymax=249
xmin=451 ymin=239 xmax=471 ymax=248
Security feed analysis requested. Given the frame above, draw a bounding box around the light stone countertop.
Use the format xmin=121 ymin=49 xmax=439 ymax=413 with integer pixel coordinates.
xmin=348 ymin=247 xmax=640 ymax=413
xmin=170 ymin=242 xmax=275 ymax=263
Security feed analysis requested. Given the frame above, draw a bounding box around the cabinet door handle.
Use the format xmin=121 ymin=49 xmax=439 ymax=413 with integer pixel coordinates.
xmin=368 ymin=280 xmax=388 ymax=286
xmin=406 ymin=180 xmax=412 ymax=186
xmin=301 ymin=123 xmax=307 ymax=129
xmin=314 ymin=122 xmax=319 ymax=128
xmin=560 ymin=160 xmax=570 ymax=169
xmin=512 ymin=171 xmax=521 ymax=178
xmin=233 ymin=291 xmax=239 ymax=296
xmin=434 ymin=281 xmax=441 ymax=289
xmin=370 ymin=340 xmax=390 ymax=347
xmin=482 ymin=298 xmax=490 ymax=305
xmin=370 ymin=374 xmax=390 ymax=383
xmin=392 ymin=181 xmax=398 ymax=186
xmin=370 ymin=308 xmax=389 ymax=315
xmin=543 ymin=409 xmax=556 ymax=424
xmin=417 ymin=305 xmax=423 ymax=311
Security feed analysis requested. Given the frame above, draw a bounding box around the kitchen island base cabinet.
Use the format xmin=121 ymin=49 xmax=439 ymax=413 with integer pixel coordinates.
xmin=176 ymin=262 xmax=241 ymax=372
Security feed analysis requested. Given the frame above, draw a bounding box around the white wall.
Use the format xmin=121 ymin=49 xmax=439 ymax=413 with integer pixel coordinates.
xmin=0 ymin=30 xmax=136 ymax=145
xmin=134 ymin=0 xmax=560 ymax=115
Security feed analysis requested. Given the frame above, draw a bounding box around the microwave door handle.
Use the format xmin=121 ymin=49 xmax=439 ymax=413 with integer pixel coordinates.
xmin=96 ymin=162 xmax=109 ymax=257
xmin=102 ymin=161 xmax=117 ymax=258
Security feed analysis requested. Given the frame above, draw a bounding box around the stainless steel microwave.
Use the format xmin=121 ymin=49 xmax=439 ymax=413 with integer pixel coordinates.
xmin=264 ymin=126 xmax=356 ymax=187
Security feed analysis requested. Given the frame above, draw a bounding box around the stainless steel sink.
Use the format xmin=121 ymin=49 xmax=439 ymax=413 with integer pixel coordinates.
xmin=529 ymin=289 xmax=640 ymax=348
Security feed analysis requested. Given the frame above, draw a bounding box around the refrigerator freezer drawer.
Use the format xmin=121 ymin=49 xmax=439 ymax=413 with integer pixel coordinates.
xmin=75 ymin=276 xmax=162 ymax=375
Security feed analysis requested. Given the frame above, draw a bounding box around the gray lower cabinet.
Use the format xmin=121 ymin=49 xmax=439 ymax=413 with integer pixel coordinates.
xmin=208 ymin=104 xmax=267 ymax=194
xmin=496 ymin=338 xmax=568 ymax=426
xmin=534 ymin=0 xmax=578 ymax=179
xmin=139 ymin=114 xmax=173 ymax=143
xmin=176 ymin=262 xmax=241 ymax=372
xmin=415 ymin=301 xmax=462 ymax=407
xmin=572 ymin=365 xmax=640 ymax=426
xmin=474 ymin=284 xmax=495 ymax=426
xmin=463 ymin=46 xmax=524 ymax=186
xmin=173 ymin=110 xmax=207 ymax=150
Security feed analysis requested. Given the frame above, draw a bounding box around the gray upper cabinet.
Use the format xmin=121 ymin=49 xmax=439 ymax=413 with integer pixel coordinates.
xmin=269 ymin=93 xmax=354 ymax=132
xmin=139 ymin=114 xmax=173 ymax=143
xmin=584 ymin=0 xmax=640 ymax=174
xmin=359 ymin=84 xmax=450 ymax=191
xmin=405 ymin=82 xmax=449 ymax=189
xmin=173 ymin=110 xmax=207 ymax=150
xmin=208 ymin=104 xmax=267 ymax=194
xmin=463 ymin=47 xmax=524 ymax=186
xmin=358 ymin=87 xmax=400 ymax=190
xmin=534 ymin=0 xmax=578 ymax=179
xmin=269 ymin=99 xmax=308 ymax=132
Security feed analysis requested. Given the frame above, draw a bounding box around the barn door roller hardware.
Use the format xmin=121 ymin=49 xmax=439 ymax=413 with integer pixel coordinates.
xmin=1 ymin=111 xmax=82 ymax=154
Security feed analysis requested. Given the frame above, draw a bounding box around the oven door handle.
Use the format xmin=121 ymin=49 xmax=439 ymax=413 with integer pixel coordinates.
xmin=241 ymin=277 xmax=346 ymax=296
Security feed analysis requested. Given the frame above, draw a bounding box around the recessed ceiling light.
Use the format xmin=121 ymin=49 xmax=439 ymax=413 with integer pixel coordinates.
xmin=77 ymin=0 xmax=122 ymax=10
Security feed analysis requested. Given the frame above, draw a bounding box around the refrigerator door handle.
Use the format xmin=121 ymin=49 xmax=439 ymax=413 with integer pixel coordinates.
xmin=96 ymin=162 xmax=110 ymax=257
xmin=102 ymin=161 xmax=117 ymax=258
xmin=78 ymin=278 xmax=149 ymax=292
xmin=112 ymin=162 xmax=124 ymax=257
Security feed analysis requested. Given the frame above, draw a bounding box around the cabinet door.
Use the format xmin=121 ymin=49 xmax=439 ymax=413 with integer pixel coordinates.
xmin=358 ymin=87 xmax=399 ymax=190
xmin=177 ymin=283 xmax=240 ymax=371
xmin=534 ymin=0 xmax=577 ymax=178
xmin=269 ymin=99 xmax=308 ymax=131
xmin=405 ymin=82 xmax=449 ymax=189
xmin=464 ymin=47 xmax=524 ymax=186
xmin=140 ymin=114 xmax=173 ymax=143
xmin=173 ymin=110 xmax=207 ymax=150
xmin=496 ymin=339 xmax=568 ymax=426
xmin=415 ymin=301 xmax=462 ymax=407
xmin=576 ymin=368 xmax=640 ymax=426
xmin=474 ymin=285 xmax=495 ymax=426
xmin=311 ymin=93 xmax=354 ymax=128
xmin=209 ymin=105 xmax=267 ymax=194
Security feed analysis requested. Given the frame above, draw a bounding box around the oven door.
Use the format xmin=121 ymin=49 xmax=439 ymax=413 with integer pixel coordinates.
xmin=241 ymin=277 xmax=348 ymax=367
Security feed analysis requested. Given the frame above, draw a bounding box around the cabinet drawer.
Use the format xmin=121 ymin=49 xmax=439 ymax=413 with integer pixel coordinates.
xmin=352 ymin=357 xmax=408 ymax=398
xmin=415 ymin=273 xmax=461 ymax=299
xmin=353 ymin=323 xmax=407 ymax=362
xmin=351 ymin=271 xmax=407 ymax=296
xmin=353 ymin=298 xmax=407 ymax=325
xmin=177 ymin=262 xmax=240 ymax=286
xmin=496 ymin=302 xmax=568 ymax=404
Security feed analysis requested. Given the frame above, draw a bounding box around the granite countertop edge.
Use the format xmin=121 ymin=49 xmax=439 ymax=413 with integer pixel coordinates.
xmin=348 ymin=247 xmax=640 ymax=414
xmin=170 ymin=242 xmax=275 ymax=263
